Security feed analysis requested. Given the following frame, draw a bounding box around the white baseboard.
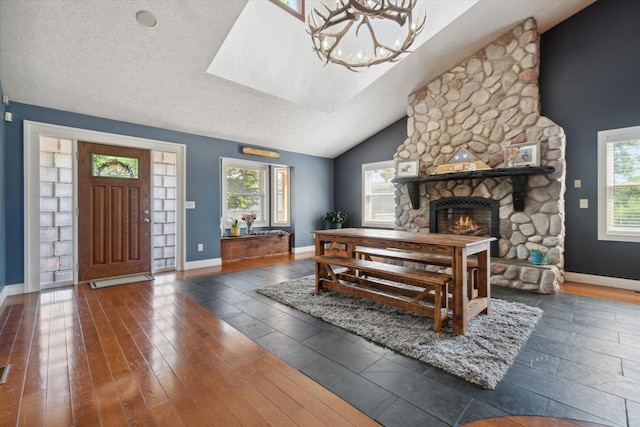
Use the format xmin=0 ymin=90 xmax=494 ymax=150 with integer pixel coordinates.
xmin=293 ymin=245 xmax=314 ymax=254
xmin=185 ymin=258 xmax=222 ymax=270
xmin=565 ymin=272 xmax=640 ymax=291
xmin=0 ymin=283 xmax=26 ymax=307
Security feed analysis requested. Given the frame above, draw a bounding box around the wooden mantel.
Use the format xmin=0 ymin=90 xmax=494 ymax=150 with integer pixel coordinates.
xmin=391 ymin=166 xmax=556 ymax=211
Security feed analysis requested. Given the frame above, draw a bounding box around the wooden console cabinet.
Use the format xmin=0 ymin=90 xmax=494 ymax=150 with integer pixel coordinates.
xmin=221 ymin=233 xmax=292 ymax=263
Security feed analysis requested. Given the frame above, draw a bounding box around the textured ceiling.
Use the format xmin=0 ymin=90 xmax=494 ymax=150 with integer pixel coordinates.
xmin=0 ymin=0 xmax=594 ymax=158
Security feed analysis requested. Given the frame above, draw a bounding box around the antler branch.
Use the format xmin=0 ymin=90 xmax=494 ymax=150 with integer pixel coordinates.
xmin=307 ymin=0 xmax=425 ymax=71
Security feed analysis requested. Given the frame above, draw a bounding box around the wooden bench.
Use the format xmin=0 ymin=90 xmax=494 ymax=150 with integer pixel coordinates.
xmin=311 ymin=255 xmax=452 ymax=332
xmin=221 ymin=233 xmax=292 ymax=263
xmin=354 ymin=247 xmax=479 ymax=299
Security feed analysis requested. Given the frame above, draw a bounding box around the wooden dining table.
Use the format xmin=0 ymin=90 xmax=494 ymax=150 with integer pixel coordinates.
xmin=313 ymin=228 xmax=495 ymax=334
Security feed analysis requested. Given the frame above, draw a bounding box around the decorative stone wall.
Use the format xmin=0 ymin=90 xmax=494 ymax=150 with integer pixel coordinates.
xmin=394 ymin=18 xmax=566 ymax=294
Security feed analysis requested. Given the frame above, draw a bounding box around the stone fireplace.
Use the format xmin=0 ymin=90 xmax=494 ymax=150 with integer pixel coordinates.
xmin=393 ymin=18 xmax=566 ymax=294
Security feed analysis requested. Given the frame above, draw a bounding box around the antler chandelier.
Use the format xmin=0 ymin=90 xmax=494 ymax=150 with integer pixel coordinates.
xmin=307 ymin=0 xmax=425 ymax=71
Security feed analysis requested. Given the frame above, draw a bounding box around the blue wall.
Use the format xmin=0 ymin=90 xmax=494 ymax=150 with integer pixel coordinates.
xmin=539 ymin=0 xmax=640 ymax=280
xmin=0 ymin=81 xmax=6 ymax=289
xmin=2 ymin=102 xmax=332 ymax=285
xmin=333 ymin=0 xmax=639 ymax=281
xmin=334 ymin=117 xmax=406 ymax=227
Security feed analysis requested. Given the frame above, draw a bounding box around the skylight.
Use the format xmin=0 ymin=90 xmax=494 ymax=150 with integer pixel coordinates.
xmin=269 ymin=0 xmax=304 ymax=21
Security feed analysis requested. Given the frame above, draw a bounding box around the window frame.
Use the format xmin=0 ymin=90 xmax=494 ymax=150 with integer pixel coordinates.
xmin=597 ymin=125 xmax=640 ymax=243
xmin=221 ymin=157 xmax=291 ymax=229
xmin=362 ymin=160 xmax=396 ymax=229
xmin=269 ymin=0 xmax=304 ymax=21
xmin=271 ymin=165 xmax=291 ymax=227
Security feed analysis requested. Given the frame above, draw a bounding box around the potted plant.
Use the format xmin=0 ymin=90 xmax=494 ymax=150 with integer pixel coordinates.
xmin=529 ymin=248 xmax=548 ymax=265
xmin=229 ymin=217 xmax=241 ymax=237
xmin=322 ymin=211 xmax=348 ymax=229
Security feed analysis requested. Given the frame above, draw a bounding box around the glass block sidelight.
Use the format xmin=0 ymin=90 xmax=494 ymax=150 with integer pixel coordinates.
xmin=153 ymin=151 xmax=177 ymax=271
xmin=39 ymin=137 xmax=75 ymax=287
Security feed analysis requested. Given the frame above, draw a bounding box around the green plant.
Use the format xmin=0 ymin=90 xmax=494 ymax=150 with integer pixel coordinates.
xmin=229 ymin=217 xmax=239 ymax=228
xmin=322 ymin=211 xmax=348 ymax=224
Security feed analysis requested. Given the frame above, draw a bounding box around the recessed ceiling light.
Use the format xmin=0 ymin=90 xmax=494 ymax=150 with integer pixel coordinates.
xmin=136 ymin=10 xmax=157 ymax=28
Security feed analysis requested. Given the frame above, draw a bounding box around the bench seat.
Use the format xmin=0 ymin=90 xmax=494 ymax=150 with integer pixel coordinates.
xmin=311 ymin=255 xmax=452 ymax=332
xmin=354 ymin=247 xmax=479 ymax=299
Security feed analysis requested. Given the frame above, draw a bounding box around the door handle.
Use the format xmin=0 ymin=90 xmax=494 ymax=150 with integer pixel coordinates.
xmin=143 ymin=218 xmax=150 ymax=223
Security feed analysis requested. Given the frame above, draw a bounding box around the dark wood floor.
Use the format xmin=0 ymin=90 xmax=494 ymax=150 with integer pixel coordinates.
xmin=1 ymin=252 xmax=638 ymax=426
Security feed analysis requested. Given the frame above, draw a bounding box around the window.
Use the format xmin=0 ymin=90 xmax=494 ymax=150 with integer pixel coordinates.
xmin=272 ymin=165 xmax=290 ymax=227
xmin=362 ymin=161 xmax=395 ymax=228
xmin=92 ymin=154 xmax=139 ymax=178
xmin=598 ymin=126 xmax=640 ymax=242
xmin=269 ymin=0 xmax=304 ymax=21
xmin=222 ymin=158 xmax=291 ymax=228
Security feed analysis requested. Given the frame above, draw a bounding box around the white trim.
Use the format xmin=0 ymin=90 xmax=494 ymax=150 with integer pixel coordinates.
xmin=221 ymin=157 xmax=270 ymax=228
xmin=24 ymin=121 xmax=187 ymax=294
xmin=0 ymin=283 xmax=26 ymax=307
xmin=293 ymin=245 xmax=315 ymax=254
xmin=597 ymin=125 xmax=640 ymax=243
xmin=185 ymin=258 xmax=221 ymax=270
xmin=362 ymin=160 xmax=395 ymax=229
xmin=565 ymin=272 xmax=640 ymax=292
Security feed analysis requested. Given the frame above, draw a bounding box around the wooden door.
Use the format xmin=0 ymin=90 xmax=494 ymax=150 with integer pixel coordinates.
xmin=78 ymin=142 xmax=151 ymax=281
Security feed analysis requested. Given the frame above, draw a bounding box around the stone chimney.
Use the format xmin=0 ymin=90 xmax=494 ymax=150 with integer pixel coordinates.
xmin=394 ymin=18 xmax=566 ymax=294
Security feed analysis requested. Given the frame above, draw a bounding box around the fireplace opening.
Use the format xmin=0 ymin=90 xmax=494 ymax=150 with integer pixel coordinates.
xmin=429 ymin=197 xmax=499 ymax=256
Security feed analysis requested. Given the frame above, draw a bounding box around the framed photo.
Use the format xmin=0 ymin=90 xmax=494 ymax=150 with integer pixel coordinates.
xmin=396 ymin=160 xmax=420 ymax=177
xmin=505 ymin=141 xmax=540 ymax=167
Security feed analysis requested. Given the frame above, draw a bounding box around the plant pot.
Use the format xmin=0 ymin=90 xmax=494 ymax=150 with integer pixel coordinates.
xmin=324 ymin=221 xmax=342 ymax=229
xmin=530 ymin=252 xmax=546 ymax=265
xmin=230 ymin=227 xmax=241 ymax=237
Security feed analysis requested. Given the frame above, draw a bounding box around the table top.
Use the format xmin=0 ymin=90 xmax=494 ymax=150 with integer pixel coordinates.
xmin=313 ymin=228 xmax=495 ymax=248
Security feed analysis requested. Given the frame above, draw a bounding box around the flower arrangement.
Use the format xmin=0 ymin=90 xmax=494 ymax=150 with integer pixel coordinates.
xmin=242 ymin=212 xmax=256 ymax=235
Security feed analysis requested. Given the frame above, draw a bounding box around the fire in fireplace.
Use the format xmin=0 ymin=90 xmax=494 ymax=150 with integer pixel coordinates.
xmin=429 ymin=197 xmax=499 ymax=256
xmin=447 ymin=214 xmax=487 ymax=235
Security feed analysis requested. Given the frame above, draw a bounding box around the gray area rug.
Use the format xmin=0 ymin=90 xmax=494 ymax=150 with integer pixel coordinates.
xmin=257 ymin=275 xmax=542 ymax=389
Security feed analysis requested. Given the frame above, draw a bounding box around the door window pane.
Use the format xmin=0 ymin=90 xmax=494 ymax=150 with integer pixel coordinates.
xmin=92 ymin=154 xmax=139 ymax=178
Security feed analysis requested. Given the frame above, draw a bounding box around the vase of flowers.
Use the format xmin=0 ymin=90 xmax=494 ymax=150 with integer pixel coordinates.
xmin=229 ymin=217 xmax=241 ymax=237
xmin=242 ymin=212 xmax=256 ymax=235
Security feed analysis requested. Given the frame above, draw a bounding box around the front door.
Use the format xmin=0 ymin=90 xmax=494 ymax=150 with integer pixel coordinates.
xmin=78 ymin=141 xmax=151 ymax=281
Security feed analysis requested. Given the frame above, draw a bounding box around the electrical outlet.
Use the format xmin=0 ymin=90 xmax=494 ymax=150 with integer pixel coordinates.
xmin=574 ymin=179 xmax=581 ymax=188
xmin=197 ymin=243 xmax=203 ymax=251
xmin=580 ymin=199 xmax=588 ymax=209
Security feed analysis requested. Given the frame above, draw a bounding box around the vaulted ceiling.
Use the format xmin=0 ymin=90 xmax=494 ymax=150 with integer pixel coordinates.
xmin=0 ymin=0 xmax=594 ymax=158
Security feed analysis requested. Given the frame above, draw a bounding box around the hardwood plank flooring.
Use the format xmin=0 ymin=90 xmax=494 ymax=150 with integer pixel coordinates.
xmin=0 ymin=272 xmax=375 ymax=426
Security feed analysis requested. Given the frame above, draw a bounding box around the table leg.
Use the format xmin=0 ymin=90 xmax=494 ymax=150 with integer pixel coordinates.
xmin=452 ymin=248 xmax=468 ymax=334
xmin=315 ymin=237 xmax=325 ymax=294
xmin=477 ymin=247 xmax=491 ymax=315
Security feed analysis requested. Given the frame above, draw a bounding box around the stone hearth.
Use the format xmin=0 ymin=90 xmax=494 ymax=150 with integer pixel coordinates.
xmin=393 ymin=18 xmax=566 ymax=294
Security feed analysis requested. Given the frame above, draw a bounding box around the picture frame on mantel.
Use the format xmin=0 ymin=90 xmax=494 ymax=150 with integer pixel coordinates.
xmin=505 ymin=141 xmax=540 ymax=167
xmin=396 ymin=159 xmax=420 ymax=177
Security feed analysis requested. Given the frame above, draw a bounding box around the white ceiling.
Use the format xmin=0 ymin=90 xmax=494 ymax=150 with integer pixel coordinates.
xmin=0 ymin=0 xmax=594 ymax=159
